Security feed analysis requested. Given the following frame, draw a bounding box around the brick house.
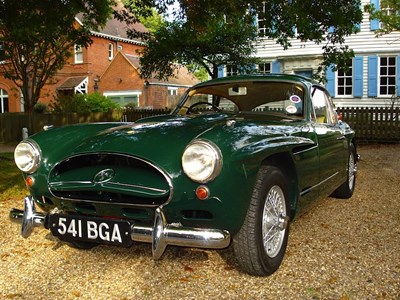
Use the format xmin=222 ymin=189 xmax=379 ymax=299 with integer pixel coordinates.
xmin=0 ymin=4 xmax=198 ymax=113
xmin=100 ymin=52 xmax=198 ymax=109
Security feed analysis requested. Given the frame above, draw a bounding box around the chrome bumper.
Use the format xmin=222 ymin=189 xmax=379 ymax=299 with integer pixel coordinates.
xmin=10 ymin=196 xmax=231 ymax=259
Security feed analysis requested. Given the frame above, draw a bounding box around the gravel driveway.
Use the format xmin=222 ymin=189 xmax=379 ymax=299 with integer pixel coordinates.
xmin=1 ymin=144 xmax=399 ymax=300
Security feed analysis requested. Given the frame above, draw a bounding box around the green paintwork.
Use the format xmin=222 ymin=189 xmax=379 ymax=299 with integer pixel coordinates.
xmin=21 ymin=74 xmax=355 ymax=236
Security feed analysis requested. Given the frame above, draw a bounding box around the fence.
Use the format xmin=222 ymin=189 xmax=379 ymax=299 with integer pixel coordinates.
xmin=0 ymin=107 xmax=398 ymax=144
xmin=337 ymin=107 xmax=400 ymax=143
xmin=0 ymin=109 xmax=171 ymax=143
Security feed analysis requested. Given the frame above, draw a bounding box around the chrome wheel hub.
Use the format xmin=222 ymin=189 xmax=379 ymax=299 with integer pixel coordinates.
xmin=262 ymin=185 xmax=288 ymax=258
xmin=348 ymin=153 xmax=357 ymax=190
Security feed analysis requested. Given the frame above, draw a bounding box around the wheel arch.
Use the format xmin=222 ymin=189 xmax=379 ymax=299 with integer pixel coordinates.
xmin=261 ymin=152 xmax=299 ymax=219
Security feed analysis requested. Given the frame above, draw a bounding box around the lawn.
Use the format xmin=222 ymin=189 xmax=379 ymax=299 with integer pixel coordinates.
xmin=0 ymin=153 xmax=28 ymax=201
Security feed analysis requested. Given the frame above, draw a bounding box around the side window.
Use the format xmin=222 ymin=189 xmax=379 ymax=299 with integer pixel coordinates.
xmin=311 ymin=87 xmax=337 ymax=125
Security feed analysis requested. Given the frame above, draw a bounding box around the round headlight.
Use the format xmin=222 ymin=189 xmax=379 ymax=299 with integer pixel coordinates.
xmin=14 ymin=140 xmax=41 ymax=173
xmin=182 ymin=140 xmax=222 ymax=183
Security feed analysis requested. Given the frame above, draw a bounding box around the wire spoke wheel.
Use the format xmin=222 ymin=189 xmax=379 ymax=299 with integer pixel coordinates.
xmin=262 ymin=185 xmax=288 ymax=258
xmin=348 ymin=150 xmax=356 ymax=191
xmin=233 ymin=165 xmax=291 ymax=276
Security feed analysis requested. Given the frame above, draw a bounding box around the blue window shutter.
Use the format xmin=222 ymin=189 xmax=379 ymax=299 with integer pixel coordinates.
xmin=368 ymin=56 xmax=378 ymax=97
xmin=354 ymin=56 xmax=363 ymax=97
xmin=271 ymin=60 xmax=281 ymax=73
xmin=217 ymin=65 xmax=224 ymax=78
xmin=326 ymin=65 xmax=335 ymax=97
xmin=370 ymin=0 xmax=380 ymax=30
xmin=397 ymin=55 xmax=400 ymax=96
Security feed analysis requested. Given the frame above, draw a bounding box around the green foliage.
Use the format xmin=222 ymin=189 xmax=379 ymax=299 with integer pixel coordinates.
xmin=187 ymin=64 xmax=209 ymax=81
xmin=51 ymin=92 xmax=120 ymax=113
xmin=138 ymin=8 xmax=165 ymax=33
xmin=124 ymin=0 xmax=363 ymax=81
xmin=124 ymin=102 xmax=139 ymax=111
xmin=365 ymin=0 xmax=400 ymax=35
xmin=137 ymin=10 xmax=259 ymax=79
xmin=0 ymin=0 xmax=115 ymax=113
xmin=33 ymin=102 xmax=48 ymax=113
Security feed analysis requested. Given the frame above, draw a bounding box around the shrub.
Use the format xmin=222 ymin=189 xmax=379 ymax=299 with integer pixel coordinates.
xmin=33 ymin=102 xmax=48 ymax=113
xmin=124 ymin=102 xmax=139 ymax=112
xmin=51 ymin=92 xmax=120 ymax=113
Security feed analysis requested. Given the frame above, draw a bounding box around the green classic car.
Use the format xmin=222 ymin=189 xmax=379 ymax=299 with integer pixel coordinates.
xmin=10 ymin=74 xmax=358 ymax=276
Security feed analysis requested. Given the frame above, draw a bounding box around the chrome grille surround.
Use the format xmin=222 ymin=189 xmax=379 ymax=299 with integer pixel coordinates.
xmin=47 ymin=153 xmax=173 ymax=207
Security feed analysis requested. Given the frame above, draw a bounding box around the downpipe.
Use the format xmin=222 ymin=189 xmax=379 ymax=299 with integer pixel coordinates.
xmin=10 ymin=196 xmax=231 ymax=259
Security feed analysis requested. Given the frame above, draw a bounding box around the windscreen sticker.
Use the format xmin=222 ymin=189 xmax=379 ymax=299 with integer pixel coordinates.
xmin=285 ymin=105 xmax=297 ymax=114
xmin=290 ymin=95 xmax=302 ymax=103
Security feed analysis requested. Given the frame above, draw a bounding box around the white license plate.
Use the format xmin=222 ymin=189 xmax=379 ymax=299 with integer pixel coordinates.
xmin=49 ymin=214 xmax=133 ymax=247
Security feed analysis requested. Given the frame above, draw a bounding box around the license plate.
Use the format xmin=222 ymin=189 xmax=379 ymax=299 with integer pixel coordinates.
xmin=49 ymin=214 xmax=133 ymax=247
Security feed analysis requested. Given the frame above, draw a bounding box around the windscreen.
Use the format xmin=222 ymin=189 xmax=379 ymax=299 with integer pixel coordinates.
xmin=176 ymin=81 xmax=306 ymax=118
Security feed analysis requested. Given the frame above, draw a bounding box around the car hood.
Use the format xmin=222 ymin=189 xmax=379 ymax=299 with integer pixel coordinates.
xmin=31 ymin=113 xmax=313 ymax=174
xmin=71 ymin=114 xmax=227 ymax=159
xmin=70 ymin=112 xmax=310 ymax=161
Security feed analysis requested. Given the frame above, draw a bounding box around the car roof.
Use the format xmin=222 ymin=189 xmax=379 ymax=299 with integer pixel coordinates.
xmin=191 ymin=74 xmax=320 ymax=89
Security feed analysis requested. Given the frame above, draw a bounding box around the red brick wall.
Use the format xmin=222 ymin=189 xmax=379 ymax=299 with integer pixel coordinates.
xmin=0 ymin=74 xmax=22 ymax=112
xmin=39 ymin=37 xmax=145 ymax=106
xmin=1 ymin=35 xmax=146 ymax=111
xmin=99 ymin=52 xmax=143 ymax=92
xmin=0 ymin=34 xmax=192 ymax=112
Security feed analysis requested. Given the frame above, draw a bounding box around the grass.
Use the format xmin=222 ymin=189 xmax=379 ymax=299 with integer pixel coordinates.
xmin=0 ymin=153 xmax=28 ymax=201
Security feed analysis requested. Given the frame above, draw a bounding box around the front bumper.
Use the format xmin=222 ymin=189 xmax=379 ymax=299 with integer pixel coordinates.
xmin=10 ymin=196 xmax=231 ymax=258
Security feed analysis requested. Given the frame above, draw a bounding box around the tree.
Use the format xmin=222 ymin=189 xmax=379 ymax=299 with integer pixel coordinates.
xmin=124 ymin=0 xmax=259 ymax=80
xmin=139 ymin=16 xmax=259 ymax=80
xmin=0 ymin=0 xmax=115 ymax=113
xmin=364 ymin=0 xmax=400 ymax=35
xmin=124 ymin=0 xmax=363 ymax=81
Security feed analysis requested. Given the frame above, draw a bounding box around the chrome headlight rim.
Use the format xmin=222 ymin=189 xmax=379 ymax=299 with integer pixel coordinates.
xmin=14 ymin=140 xmax=41 ymax=174
xmin=182 ymin=139 xmax=223 ymax=184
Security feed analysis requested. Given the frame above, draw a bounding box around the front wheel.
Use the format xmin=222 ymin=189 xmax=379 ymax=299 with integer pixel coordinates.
xmin=233 ymin=165 xmax=290 ymax=276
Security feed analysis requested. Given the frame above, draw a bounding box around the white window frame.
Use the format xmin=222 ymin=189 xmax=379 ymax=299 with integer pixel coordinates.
xmin=257 ymin=1 xmax=268 ymax=37
xmin=380 ymin=0 xmax=396 ymax=29
xmin=226 ymin=64 xmax=238 ymax=77
xmin=0 ymin=88 xmax=9 ymax=113
xmin=336 ymin=61 xmax=353 ymax=97
xmin=103 ymin=91 xmax=142 ymax=107
xmin=108 ymin=43 xmax=114 ymax=60
xmin=168 ymin=87 xmax=178 ymax=96
xmin=258 ymin=62 xmax=271 ymax=74
xmin=74 ymin=45 xmax=83 ymax=64
xmin=379 ymin=56 xmax=397 ymax=96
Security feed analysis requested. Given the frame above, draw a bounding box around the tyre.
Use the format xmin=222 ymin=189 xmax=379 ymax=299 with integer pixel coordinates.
xmin=233 ymin=165 xmax=290 ymax=276
xmin=332 ymin=144 xmax=357 ymax=199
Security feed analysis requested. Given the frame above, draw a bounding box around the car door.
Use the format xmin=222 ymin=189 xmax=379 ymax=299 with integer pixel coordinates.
xmin=311 ymin=87 xmax=346 ymax=195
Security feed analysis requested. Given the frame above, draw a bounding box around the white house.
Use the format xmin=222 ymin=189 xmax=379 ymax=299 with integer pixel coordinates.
xmin=219 ymin=0 xmax=400 ymax=108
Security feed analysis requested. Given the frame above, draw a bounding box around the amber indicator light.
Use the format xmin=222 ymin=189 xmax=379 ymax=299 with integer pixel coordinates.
xmin=196 ymin=186 xmax=209 ymax=200
xmin=25 ymin=176 xmax=35 ymax=187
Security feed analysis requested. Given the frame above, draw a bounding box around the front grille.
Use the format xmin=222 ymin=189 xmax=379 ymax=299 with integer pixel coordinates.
xmin=48 ymin=153 xmax=172 ymax=207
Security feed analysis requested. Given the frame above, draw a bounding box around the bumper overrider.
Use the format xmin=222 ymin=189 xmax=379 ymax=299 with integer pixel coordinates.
xmin=9 ymin=196 xmax=231 ymax=258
